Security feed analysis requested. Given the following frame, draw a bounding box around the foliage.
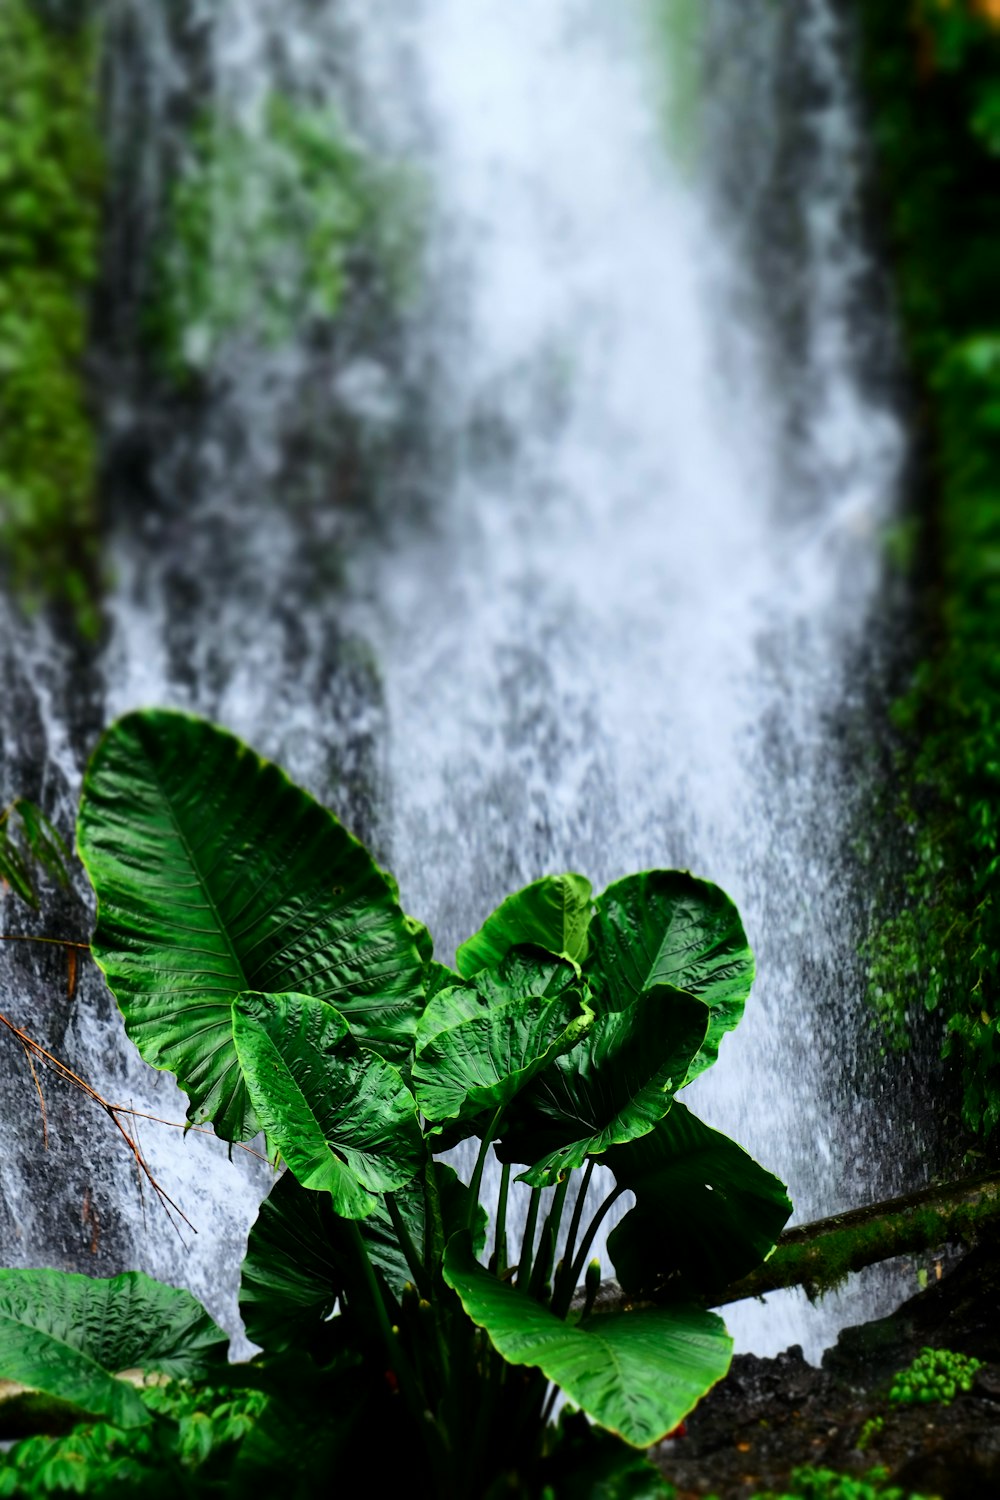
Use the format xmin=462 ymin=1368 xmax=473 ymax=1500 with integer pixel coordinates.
xmin=0 ymin=1382 xmax=268 ymax=1497
xmin=857 ymin=1415 xmax=884 ymax=1452
xmin=750 ymin=1467 xmax=937 ymax=1500
xmin=0 ymin=797 xmax=72 ymax=909
xmin=888 ymin=1346 xmax=982 ymax=1406
xmin=0 ymin=0 xmax=103 ymax=626
xmin=0 ymin=709 xmax=791 ymax=1497
xmin=147 ymin=94 xmax=424 ymax=381
xmin=857 ymin=0 xmax=1000 ymax=1138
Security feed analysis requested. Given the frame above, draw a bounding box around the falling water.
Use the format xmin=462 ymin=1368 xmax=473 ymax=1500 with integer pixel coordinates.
xmin=0 ymin=0 xmax=934 ymax=1363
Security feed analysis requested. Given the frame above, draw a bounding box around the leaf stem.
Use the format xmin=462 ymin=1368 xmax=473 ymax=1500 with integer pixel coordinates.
xmin=490 ymin=1160 xmax=511 ymax=1276
xmin=566 ymin=1184 xmax=625 ymax=1300
xmin=561 ymin=1161 xmax=594 ymax=1285
xmin=528 ymin=1173 xmax=571 ymax=1302
xmin=468 ymin=1108 xmax=503 ymax=1228
xmin=345 ymin=1220 xmax=446 ymax=1483
xmin=517 ymin=1186 xmax=543 ymax=1289
xmin=385 ymin=1191 xmax=432 ymax=1302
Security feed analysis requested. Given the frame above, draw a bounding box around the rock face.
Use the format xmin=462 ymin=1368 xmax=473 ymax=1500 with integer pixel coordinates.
xmin=655 ymin=1240 xmax=1000 ymax=1498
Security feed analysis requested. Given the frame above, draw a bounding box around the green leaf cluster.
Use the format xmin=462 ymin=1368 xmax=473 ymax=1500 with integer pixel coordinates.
xmin=856 ymin=0 xmax=1000 ymax=1138
xmin=0 ymin=0 xmax=103 ymax=627
xmin=1 ymin=710 xmax=791 ymax=1496
xmin=0 ymin=797 xmax=72 ymax=909
xmin=888 ymin=1345 xmax=982 ymax=1406
xmin=0 ymin=1381 xmax=268 ymax=1497
xmin=749 ymin=1467 xmax=938 ymax=1500
xmin=147 ymin=94 xmax=425 ymax=381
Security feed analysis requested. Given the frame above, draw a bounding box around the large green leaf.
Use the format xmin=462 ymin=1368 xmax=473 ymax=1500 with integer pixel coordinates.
xmin=0 ymin=1269 xmax=228 ymax=1429
xmin=444 ymin=1235 xmax=731 ymax=1448
xmin=240 ymin=1162 xmax=486 ymax=1354
xmin=496 ymin=985 xmax=709 ymax=1187
xmin=77 ymin=710 xmax=426 ymax=1140
xmin=605 ymin=1103 xmax=792 ymax=1296
xmin=413 ymin=948 xmax=592 ymax=1128
xmin=456 ymin=873 xmax=594 ymax=977
xmin=239 ymin=1170 xmax=343 ymax=1356
xmin=587 ymin=871 xmax=754 ymax=1081
xmin=232 ymin=992 xmax=424 ymax=1218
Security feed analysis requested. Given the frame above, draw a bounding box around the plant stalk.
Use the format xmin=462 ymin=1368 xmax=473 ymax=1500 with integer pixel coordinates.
xmin=517 ymin=1186 xmax=544 ymax=1289
xmin=386 ymin=1191 xmax=432 ymax=1301
xmin=490 ymin=1160 xmax=511 ymax=1277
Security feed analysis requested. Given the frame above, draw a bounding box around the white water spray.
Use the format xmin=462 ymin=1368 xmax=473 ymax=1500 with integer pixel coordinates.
xmin=0 ymin=0 xmax=927 ymax=1364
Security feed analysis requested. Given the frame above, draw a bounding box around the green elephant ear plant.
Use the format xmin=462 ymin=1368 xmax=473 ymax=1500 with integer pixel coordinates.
xmin=0 ymin=710 xmax=791 ymax=1498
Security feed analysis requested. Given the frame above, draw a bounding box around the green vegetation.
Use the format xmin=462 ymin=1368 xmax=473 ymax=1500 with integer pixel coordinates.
xmin=751 ymin=1467 xmax=937 ymax=1500
xmin=857 ymin=0 xmax=1000 ymax=1138
xmin=0 ymin=0 xmax=103 ymax=625
xmin=0 ymin=796 xmax=72 ymax=909
xmin=646 ymin=0 xmax=704 ymax=167
xmin=148 ymin=95 xmax=424 ymax=381
xmin=888 ymin=1346 xmax=982 ymax=1407
xmin=0 ymin=1380 xmax=268 ymax=1497
xmin=0 ymin=709 xmax=791 ymax=1496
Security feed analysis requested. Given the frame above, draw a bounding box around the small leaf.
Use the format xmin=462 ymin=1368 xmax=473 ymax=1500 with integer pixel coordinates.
xmin=588 ymin=871 xmax=753 ymax=1080
xmin=444 ymin=1234 xmax=732 ymax=1447
xmin=456 ymin=873 xmax=594 ymax=977
xmin=232 ymin=992 xmax=424 ymax=1218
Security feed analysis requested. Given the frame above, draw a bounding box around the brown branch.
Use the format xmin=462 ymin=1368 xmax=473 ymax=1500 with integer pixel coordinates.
xmin=20 ymin=1042 xmax=48 ymax=1150
xmin=0 ymin=934 xmax=91 ymax=950
xmin=0 ymin=1008 xmax=195 ymax=1239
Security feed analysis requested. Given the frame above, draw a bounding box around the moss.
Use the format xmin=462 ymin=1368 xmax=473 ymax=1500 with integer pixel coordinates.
xmin=647 ymin=0 xmax=704 ymax=168
xmin=856 ymin=0 xmax=1000 ymax=1141
xmin=0 ymin=0 xmax=103 ymax=629
xmin=147 ymin=94 xmax=425 ymax=382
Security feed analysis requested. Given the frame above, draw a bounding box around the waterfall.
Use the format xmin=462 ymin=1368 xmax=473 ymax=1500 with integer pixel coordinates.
xmin=0 ymin=0 xmax=933 ymax=1364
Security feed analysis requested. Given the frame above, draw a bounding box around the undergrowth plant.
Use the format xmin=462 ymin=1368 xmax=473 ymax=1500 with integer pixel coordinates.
xmin=0 ymin=710 xmax=791 ymax=1497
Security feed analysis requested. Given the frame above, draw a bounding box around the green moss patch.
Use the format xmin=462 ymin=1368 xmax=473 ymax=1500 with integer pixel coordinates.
xmin=857 ymin=0 xmax=1000 ymax=1140
xmin=0 ymin=0 xmax=103 ymax=626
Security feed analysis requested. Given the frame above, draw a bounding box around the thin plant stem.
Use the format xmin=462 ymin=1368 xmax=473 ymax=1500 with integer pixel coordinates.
xmin=528 ymin=1174 xmax=571 ymax=1302
xmin=490 ymin=1160 xmax=511 ymax=1276
xmin=541 ymin=1383 xmax=560 ymax=1428
xmin=554 ymin=1160 xmax=594 ymax=1305
xmin=468 ymin=1108 xmax=503 ymax=1225
xmin=517 ymin=1186 xmax=543 ymax=1289
xmin=0 ymin=1007 xmax=194 ymax=1238
xmin=0 ymin=934 xmax=90 ymax=950
xmin=344 ymin=1219 xmax=448 ymax=1486
xmin=385 ymin=1191 xmax=432 ymax=1301
xmin=566 ymin=1185 xmax=625 ymax=1296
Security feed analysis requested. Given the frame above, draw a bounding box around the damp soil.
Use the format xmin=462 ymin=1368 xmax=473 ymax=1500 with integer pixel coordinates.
xmin=654 ymin=1241 xmax=1000 ymax=1499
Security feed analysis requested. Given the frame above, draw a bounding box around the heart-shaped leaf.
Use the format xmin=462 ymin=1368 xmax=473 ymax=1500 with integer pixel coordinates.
xmin=232 ymin=992 xmax=424 ymax=1218
xmin=444 ymin=1235 xmax=732 ymax=1447
xmin=605 ymin=1103 xmax=791 ymax=1296
xmin=496 ymin=985 xmax=709 ymax=1187
xmin=0 ymin=1269 xmax=228 ymax=1428
xmin=587 ymin=871 xmax=753 ymax=1081
xmin=77 ymin=710 xmax=426 ymax=1140
xmin=456 ymin=874 xmax=594 ymax=977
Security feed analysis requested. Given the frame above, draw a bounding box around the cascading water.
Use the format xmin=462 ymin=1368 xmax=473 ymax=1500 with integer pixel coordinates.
xmin=0 ymin=0 xmax=935 ymax=1363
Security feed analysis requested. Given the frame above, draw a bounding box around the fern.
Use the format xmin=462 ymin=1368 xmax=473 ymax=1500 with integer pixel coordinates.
xmin=0 ymin=799 xmax=72 ymax=909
